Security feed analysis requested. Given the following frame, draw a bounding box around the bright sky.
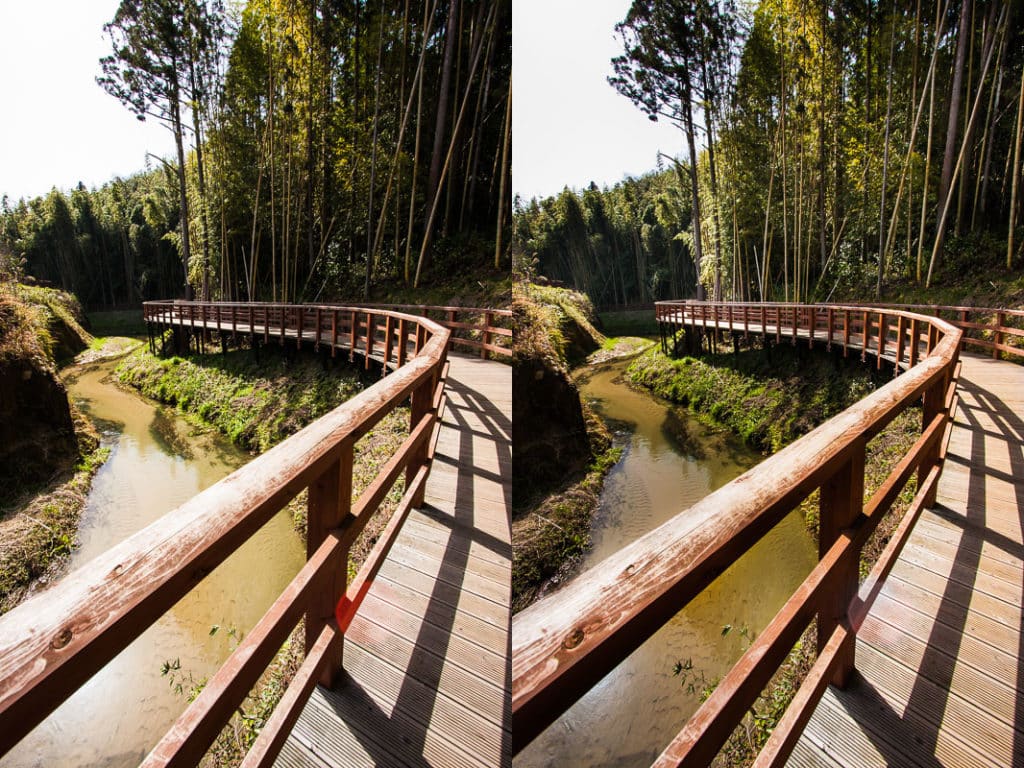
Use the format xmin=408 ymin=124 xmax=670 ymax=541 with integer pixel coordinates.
xmin=512 ymin=0 xmax=684 ymax=203
xmin=0 ymin=1 xmax=177 ymax=204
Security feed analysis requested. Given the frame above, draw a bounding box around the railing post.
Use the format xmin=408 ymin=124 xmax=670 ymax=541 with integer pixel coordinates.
xmin=349 ymin=310 xmax=357 ymax=362
xmin=877 ymin=313 xmax=886 ymax=370
xmin=306 ymin=440 xmax=353 ymax=686
xmin=894 ymin=315 xmax=905 ymax=372
xmin=994 ymin=311 xmax=1005 ymax=359
xmin=909 ymin=318 xmax=919 ymax=367
xmin=482 ymin=311 xmax=493 ymax=359
xmin=818 ymin=442 xmax=865 ymax=688
xmin=364 ymin=312 xmax=373 ymax=370
xmin=919 ymin=373 xmax=948 ymax=508
xmin=384 ymin=315 xmax=394 ymax=371
xmin=407 ymin=371 xmax=435 ymax=508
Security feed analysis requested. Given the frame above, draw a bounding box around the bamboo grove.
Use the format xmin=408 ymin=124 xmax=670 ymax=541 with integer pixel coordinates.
xmin=514 ymin=0 xmax=1024 ymax=307
xmin=0 ymin=0 xmax=512 ymax=308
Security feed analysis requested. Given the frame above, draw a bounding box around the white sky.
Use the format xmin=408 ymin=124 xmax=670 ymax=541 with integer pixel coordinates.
xmin=0 ymin=1 xmax=177 ymax=204
xmin=512 ymin=0 xmax=684 ymax=203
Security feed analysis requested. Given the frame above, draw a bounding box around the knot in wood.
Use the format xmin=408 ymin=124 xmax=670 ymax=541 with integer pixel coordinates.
xmin=52 ymin=628 xmax=73 ymax=650
xmin=563 ymin=627 xmax=585 ymax=650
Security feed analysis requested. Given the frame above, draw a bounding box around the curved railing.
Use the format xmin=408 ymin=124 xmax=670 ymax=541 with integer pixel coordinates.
xmin=141 ymin=300 xmax=511 ymax=360
xmin=865 ymin=302 xmax=1024 ymax=360
xmin=513 ymin=301 xmax=963 ymax=767
xmin=0 ymin=304 xmax=451 ymax=767
xmin=365 ymin=303 xmax=513 ymax=358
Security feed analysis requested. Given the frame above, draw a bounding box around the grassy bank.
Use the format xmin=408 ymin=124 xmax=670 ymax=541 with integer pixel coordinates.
xmin=629 ymin=341 xmax=921 ymax=765
xmin=511 ymin=414 xmax=619 ymax=613
xmin=116 ymin=342 xmax=409 ymax=763
xmin=597 ymin=308 xmax=659 ymax=337
xmin=628 ymin=342 xmax=882 ymax=453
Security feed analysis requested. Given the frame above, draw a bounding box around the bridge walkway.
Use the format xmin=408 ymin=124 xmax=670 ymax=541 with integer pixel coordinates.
xmin=275 ymin=353 xmax=511 ymax=767
xmin=790 ymin=353 xmax=1024 ymax=767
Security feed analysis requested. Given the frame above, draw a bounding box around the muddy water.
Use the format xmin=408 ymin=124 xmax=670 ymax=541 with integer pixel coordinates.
xmin=4 ymin=351 xmax=305 ymax=768
xmin=516 ymin=352 xmax=817 ymax=767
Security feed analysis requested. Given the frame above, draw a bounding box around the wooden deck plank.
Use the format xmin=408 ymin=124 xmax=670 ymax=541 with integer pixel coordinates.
xmin=792 ymin=352 xmax=1024 ymax=768
xmin=279 ymin=353 xmax=511 ymax=768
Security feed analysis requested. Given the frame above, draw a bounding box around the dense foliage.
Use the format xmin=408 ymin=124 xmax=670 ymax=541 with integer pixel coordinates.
xmin=1 ymin=0 xmax=511 ymax=307
xmin=515 ymin=0 xmax=1024 ymax=306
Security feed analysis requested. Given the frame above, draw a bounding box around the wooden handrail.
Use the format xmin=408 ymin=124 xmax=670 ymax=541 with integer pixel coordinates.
xmin=658 ymin=299 xmax=1023 ymax=360
xmin=513 ymin=301 xmax=962 ymax=766
xmin=363 ymin=302 xmax=512 ymax=358
xmin=141 ymin=301 xmax=512 ymax=360
xmin=0 ymin=304 xmax=451 ymax=766
xmin=862 ymin=301 xmax=1024 ymax=360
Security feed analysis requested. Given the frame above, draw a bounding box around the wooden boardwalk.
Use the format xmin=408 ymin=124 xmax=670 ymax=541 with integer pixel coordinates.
xmin=790 ymin=353 xmax=1024 ymax=767
xmin=277 ymin=353 xmax=512 ymax=767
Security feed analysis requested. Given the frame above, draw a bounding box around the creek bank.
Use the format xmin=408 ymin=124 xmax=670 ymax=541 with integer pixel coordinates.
xmin=0 ymin=286 xmax=105 ymax=614
xmin=511 ymin=283 xmax=621 ymax=612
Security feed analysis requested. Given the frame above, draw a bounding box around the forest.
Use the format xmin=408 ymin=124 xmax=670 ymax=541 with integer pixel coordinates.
xmin=0 ymin=0 xmax=511 ymax=308
xmin=514 ymin=0 xmax=1024 ymax=307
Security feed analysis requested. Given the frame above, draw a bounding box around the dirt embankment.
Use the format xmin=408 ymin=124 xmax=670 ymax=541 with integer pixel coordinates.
xmin=512 ymin=284 xmax=619 ymax=611
xmin=0 ymin=285 xmax=99 ymax=613
xmin=0 ymin=287 xmax=92 ymax=494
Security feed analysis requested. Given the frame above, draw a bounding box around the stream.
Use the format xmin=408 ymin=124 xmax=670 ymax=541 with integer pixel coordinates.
xmin=4 ymin=349 xmax=305 ymax=768
xmin=516 ymin=348 xmax=817 ymax=767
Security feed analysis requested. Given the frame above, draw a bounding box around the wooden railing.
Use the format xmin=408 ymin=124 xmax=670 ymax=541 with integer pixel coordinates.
xmin=142 ymin=300 xmax=511 ymax=361
xmin=366 ymin=303 xmax=512 ymax=358
xmin=0 ymin=306 xmax=451 ymax=767
xmin=655 ymin=300 xmax=1023 ymax=362
xmin=865 ymin=302 xmax=1024 ymax=360
xmin=513 ymin=301 xmax=962 ymax=766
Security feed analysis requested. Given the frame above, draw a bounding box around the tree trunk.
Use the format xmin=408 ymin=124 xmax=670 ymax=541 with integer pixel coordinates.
xmin=170 ymin=85 xmax=193 ymax=300
xmin=876 ymin=1 xmax=897 ymax=298
xmin=682 ymin=78 xmax=705 ymax=301
xmin=1008 ymin=67 xmax=1024 ymax=268
xmin=421 ymin=0 xmax=459 ymax=275
xmin=494 ymin=81 xmax=512 ymax=269
xmin=938 ymin=0 xmax=971 ymax=217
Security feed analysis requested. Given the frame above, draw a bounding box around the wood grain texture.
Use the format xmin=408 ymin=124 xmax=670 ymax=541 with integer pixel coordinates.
xmin=278 ymin=353 xmax=512 ymax=768
xmin=791 ymin=353 xmax=1024 ymax=768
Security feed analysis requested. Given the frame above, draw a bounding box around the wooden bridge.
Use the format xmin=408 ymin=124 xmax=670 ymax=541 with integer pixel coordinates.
xmin=514 ymin=300 xmax=1024 ymax=767
xmin=0 ymin=301 xmax=511 ymax=767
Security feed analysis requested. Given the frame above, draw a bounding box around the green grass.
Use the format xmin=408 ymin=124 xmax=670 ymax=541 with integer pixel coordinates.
xmin=628 ymin=342 xmax=878 ymax=453
xmin=117 ymin=345 xmax=368 ymax=453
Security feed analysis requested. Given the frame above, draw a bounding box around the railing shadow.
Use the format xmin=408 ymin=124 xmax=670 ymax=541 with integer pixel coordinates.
xmin=829 ymin=370 xmax=1024 ymax=764
xmin=315 ymin=357 xmax=511 ymax=766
